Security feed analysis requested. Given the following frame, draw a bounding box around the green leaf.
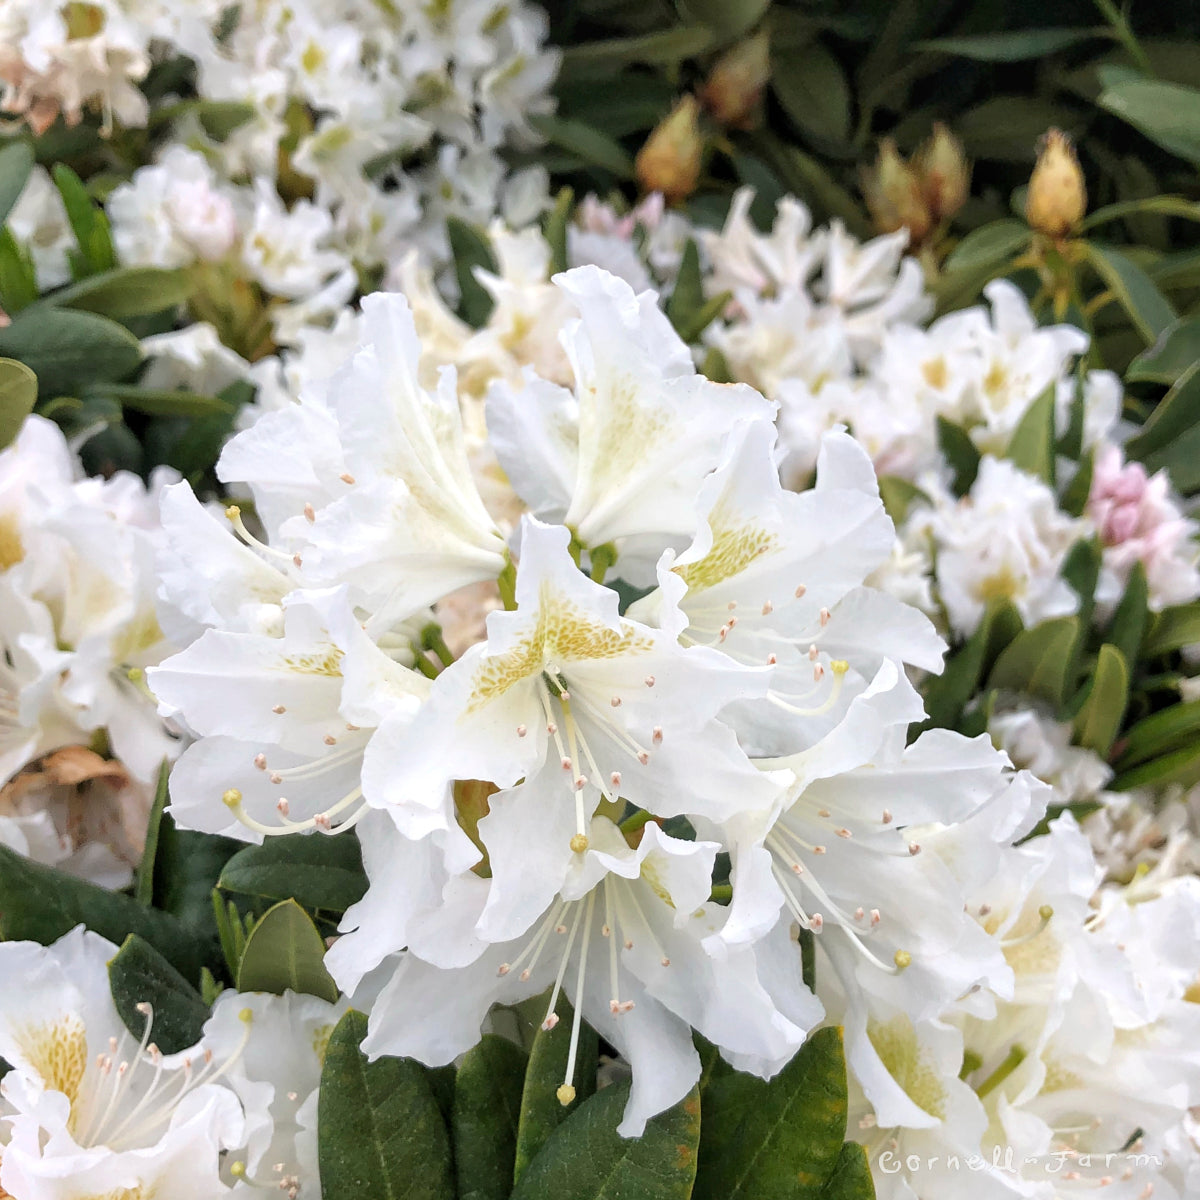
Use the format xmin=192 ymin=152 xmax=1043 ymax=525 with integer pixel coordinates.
xmin=943 ymin=219 xmax=1031 ymax=273
xmin=108 ymin=934 xmax=210 ymax=1055
xmin=446 ymin=217 xmax=498 ymax=329
xmin=877 ymin=476 xmax=926 ymax=525
xmin=560 ymin=28 xmax=714 ymax=80
xmin=956 ymin=97 xmax=1082 ymax=162
xmin=84 ymin=384 xmax=233 ymax=418
xmin=318 ymin=1010 xmax=454 ymax=1200
xmin=1118 ymin=699 xmax=1200 ymax=768
xmin=1098 ymin=78 xmax=1200 ymax=165
xmin=0 ymin=842 xmax=205 ymax=981
xmin=41 ymin=267 xmax=194 ymax=318
xmin=0 ymin=227 xmax=38 ymax=313
xmin=1060 ymin=449 xmax=1094 ymax=518
xmin=1126 ymin=317 xmax=1200 ymax=385
xmin=1082 ymin=195 xmax=1200 ymax=232
xmin=1126 ymin=360 xmax=1200 ymax=464
xmin=218 ymin=833 xmax=367 ymax=916
xmin=916 ymin=27 xmax=1108 ymax=61
xmin=529 ymin=114 xmax=635 ymax=179
xmin=135 ymin=761 xmax=171 ymax=906
xmin=1143 ymin=601 xmax=1200 ymax=657
xmin=0 ymin=357 xmax=37 ymax=450
xmin=0 ymin=308 xmax=142 ymax=397
xmin=152 ymin=99 xmax=257 ymax=141
xmin=677 ymin=0 xmax=770 ymax=38
xmin=666 ymin=239 xmax=704 ymax=335
xmin=453 ymin=1035 xmax=528 ymax=1200
xmin=1112 ymin=740 xmax=1200 ymax=792
xmin=772 ymin=40 xmax=851 ymax=143
xmin=919 ymin=603 xmax=1022 ymax=732
xmin=511 ymin=1081 xmax=699 ymax=1200
xmin=1071 ymin=644 xmax=1129 ymax=756
xmin=1085 ymin=243 xmax=1177 ymax=345
xmin=1106 ymin=561 xmax=1150 ymax=667
xmin=816 ymin=1141 xmax=876 ymax=1200
xmin=543 ymin=187 xmax=573 ymax=277
xmin=0 ymin=140 xmax=34 ymax=224
xmin=695 ymin=1026 xmax=847 ymax=1200
xmin=988 ymin=617 xmax=1081 ymax=709
xmin=52 ymin=163 xmax=115 ymax=275
xmin=935 ymin=416 xmax=981 ymax=496
xmin=513 ymin=994 xmax=598 ymax=1182
xmin=236 ymin=899 xmax=339 ymax=1002
xmin=148 ymin=804 xmax=242 ymax=938
xmin=1005 ymin=383 xmax=1056 ymax=485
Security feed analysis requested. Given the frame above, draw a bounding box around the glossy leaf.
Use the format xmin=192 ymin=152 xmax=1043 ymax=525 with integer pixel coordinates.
xmin=41 ymin=267 xmax=194 ymax=318
xmin=453 ymin=1035 xmax=528 ymax=1200
xmin=1082 ymin=196 xmax=1200 ymax=232
xmin=1005 ymin=383 xmax=1056 ymax=484
xmin=1098 ymin=78 xmax=1200 ymax=165
xmin=318 ymin=1010 xmax=454 ymax=1200
xmin=446 ymin=217 xmax=498 ymax=329
xmin=1126 ymin=317 xmax=1200 ymax=385
xmin=1118 ymin=698 xmax=1200 ymax=769
xmin=943 ymin=219 xmax=1030 ymax=273
xmin=236 ymin=899 xmax=339 ymax=1002
xmin=510 ymin=1081 xmax=700 ymax=1200
xmin=695 ymin=1026 xmax=848 ymax=1200
xmin=1113 ymin=740 xmax=1200 ymax=792
xmin=1126 ymin=360 xmax=1200 ymax=464
xmin=0 ymin=842 xmax=205 ymax=981
xmin=1143 ymin=601 xmax=1200 ymax=657
xmin=917 ymin=27 xmax=1108 ymax=60
xmin=0 ymin=357 xmax=37 ymax=450
xmin=108 ymin=934 xmax=210 ymax=1054
xmin=1085 ymin=243 xmax=1177 ymax=344
xmin=936 ymin=416 xmax=981 ymax=496
xmin=513 ymin=994 xmax=598 ymax=1182
xmin=987 ymin=617 xmax=1081 ymax=709
xmin=0 ymin=140 xmax=34 ymax=225
xmin=135 ymin=762 xmax=171 ymax=906
xmin=1071 ymin=644 xmax=1129 ymax=756
xmin=0 ymin=308 xmax=142 ymax=397
xmin=219 ymin=833 xmax=367 ymax=916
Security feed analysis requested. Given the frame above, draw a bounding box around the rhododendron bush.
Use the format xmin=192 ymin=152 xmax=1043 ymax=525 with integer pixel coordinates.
xmin=1 ymin=2 xmax=1200 ymax=1199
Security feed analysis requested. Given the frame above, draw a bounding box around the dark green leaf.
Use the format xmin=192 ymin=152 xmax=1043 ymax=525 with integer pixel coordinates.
xmin=529 ymin=115 xmax=635 ymax=178
xmin=772 ymin=41 xmax=851 ymax=143
xmin=543 ymin=187 xmax=573 ymax=277
xmin=667 ymin=239 xmax=704 ymax=336
xmin=135 ymin=762 xmax=171 ymax=906
xmin=919 ymin=603 xmax=1022 ymax=731
xmin=1060 ymin=449 xmax=1094 ymax=518
xmin=1113 ymin=740 xmax=1200 ymax=792
xmin=218 ymin=833 xmax=367 ymax=916
xmin=1082 ymin=195 xmax=1200 ymax=232
xmin=85 ymin=384 xmax=233 ymax=418
xmin=149 ymin=805 xmax=241 ymax=936
xmin=513 ymin=994 xmax=598 ymax=1182
xmin=511 ymin=1080 xmax=699 ymax=1200
xmin=1126 ymin=318 xmax=1200 ymax=385
xmin=956 ymin=97 xmax=1082 ymax=162
xmin=560 ymin=28 xmax=714 ymax=80
xmin=943 ymin=220 xmax=1031 ymax=274
xmin=916 ymin=28 xmax=1108 ymax=61
xmin=453 ymin=1036 xmax=527 ymax=1200
xmin=1098 ymin=78 xmax=1200 ymax=165
xmin=816 ymin=1141 xmax=876 ymax=1199
xmin=0 ymin=357 xmax=37 ymax=449
xmin=1006 ymin=383 xmax=1056 ymax=485
xmin=877 ymin=476 xmax=926 ymax=525
xmin=1127 ymin=360 xmax=1200 ymax=462
xmin=236 ymin=899 xmax=339 ymax=1002
xmin=1106 ymin=562 xmax=1149 ymax=667
xmin=1118 ymin=698 xmax=1200 ymax=768
xmin=0 ymin=140 xmax=34 ymax=225
xmin=988 ymin=617 xmax=1081 ymax=709
xmin=446 ymin=217 xmax=498 ymax=329
xmin=0 ymin=842 xmax=205 ymax=981
xmin=677 ymin=0 xmax=770 ymax=38
xmin=1085 ymin=243 xmax=1177 ymax=345
xmin=318 ymin=1010 xmax=454 ymax=1200
xmin=41 ymin=267 xmax=194 ymax=318
xmin=0 ymin=308 xmax=141 ymax=397
xmin=52 ymin=163 xmax=99 ymax=266
xmin=695 ymin=1026 xmax=847 ymax=1200
xmin=936 ymin=416 xmax=981 ymax=496
xmin=108 ymin=934 xmax=210 ymax=1054
xmin=0 ymin=227 xmax=38 ymax=314
xmin=1143 ymin=601 xmax=1200 ymax=657
xmin=1071 ymin=644 xmax=1129 ymax=756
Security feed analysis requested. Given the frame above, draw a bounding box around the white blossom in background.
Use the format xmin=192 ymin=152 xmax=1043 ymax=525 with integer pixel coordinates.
xmin=5 ymin=166 xmax=74 ymax=290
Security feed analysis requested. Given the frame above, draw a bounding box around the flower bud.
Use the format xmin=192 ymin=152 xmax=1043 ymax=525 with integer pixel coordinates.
xmin=916 ymin=122 xmax=970 ymax=223
xmin=701 ymin=31 xmax=770 ymax=130
xmin=1025 ymin=129 xmax=1086 ymax=238
xmin=861 ymin=138 xmax=932 ymax=244
xmin=636 ymin=96 xmax=704 ymax=204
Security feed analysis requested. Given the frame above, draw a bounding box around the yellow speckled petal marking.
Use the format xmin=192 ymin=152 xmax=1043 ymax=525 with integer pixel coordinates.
xmin=866 ymin=1015 xmax=946 ymax=1120
xmin=673 ymin=496 xmax=778 ymax=592
xmin=283 ymin=646 xmax=344 ymax=676
xmin=22 ymin=1014 xmax=87 ymax=1111
xmin=467 ymin=582 xmax=653 ymax=712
